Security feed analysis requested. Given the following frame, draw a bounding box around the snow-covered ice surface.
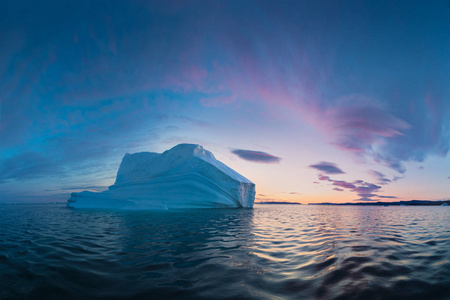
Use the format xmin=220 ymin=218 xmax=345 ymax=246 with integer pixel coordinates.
xmin=67 ymin=144 xmax=255 ymax=209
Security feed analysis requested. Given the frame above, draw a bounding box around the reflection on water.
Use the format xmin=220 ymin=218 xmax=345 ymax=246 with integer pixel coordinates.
xmin=0 ymin=204 xmax=449 ymax=299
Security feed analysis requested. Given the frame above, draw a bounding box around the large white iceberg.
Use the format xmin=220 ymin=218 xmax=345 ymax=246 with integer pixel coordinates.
xmin=67 ymin=144 xmax=255 ymax=209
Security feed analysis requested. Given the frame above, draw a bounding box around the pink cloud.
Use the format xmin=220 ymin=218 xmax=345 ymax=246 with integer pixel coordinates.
xmin=318 ymin=174 xmax=330 ymax=181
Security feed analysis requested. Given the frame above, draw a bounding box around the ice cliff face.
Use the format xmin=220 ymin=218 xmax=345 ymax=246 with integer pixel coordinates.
xmin=67 ymin=144 xmax=255 ymax=209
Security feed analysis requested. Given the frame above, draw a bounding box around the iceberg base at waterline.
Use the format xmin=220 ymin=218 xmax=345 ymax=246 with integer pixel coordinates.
xmin=67 ymin=144 xmax=255 ymax=209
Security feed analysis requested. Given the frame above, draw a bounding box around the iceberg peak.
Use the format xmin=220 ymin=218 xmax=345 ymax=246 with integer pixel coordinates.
xmin=68 ymin=144 xmax=255 ymax=209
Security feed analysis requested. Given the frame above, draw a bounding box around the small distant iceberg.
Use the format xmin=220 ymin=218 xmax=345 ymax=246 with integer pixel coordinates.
xmin=67 ymin=144 xmax=255 ymax=209
xmin=442 ymin=202 xmax=449 ymax=206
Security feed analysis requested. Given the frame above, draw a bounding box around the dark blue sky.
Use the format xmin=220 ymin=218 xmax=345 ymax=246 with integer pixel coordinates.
xmin=1 ymin=0 xmax=449 ymax=203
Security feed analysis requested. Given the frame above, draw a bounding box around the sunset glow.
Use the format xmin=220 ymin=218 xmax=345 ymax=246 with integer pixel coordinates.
xmin=1 ymin=1 xmax=449 ymax=204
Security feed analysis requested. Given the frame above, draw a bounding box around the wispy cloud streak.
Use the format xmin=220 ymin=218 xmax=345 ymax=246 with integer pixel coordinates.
xmin=369 ymin=170 xmax=392 ymax=185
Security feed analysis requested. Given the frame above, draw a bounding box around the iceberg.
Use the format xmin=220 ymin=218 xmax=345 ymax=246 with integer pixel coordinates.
xmin=67 ymin=144 xmax=255 ymax=209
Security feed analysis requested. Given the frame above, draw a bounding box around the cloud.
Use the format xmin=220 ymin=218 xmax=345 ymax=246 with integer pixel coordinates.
xmin=231 ymin=149 xmax=281 ymax=163
xmin=317 ymin=173 xmax=395 ymax=201
xmin=324 ymin=97 xmax=411 ymax=153
xmin=315 ymin=96 xmax=418 ymax=173
xmin=324 ymin=93 xmax=449 ymax=174
xmin=318 ymin=174 xmax=330 ymax=181
xmin=392 ymin=175 xmax=404 ymax=182
xmin=369 ymin=170 xmax=391 ymax=185
xmin=289 ymin=192 xmax=301 ymax=195
xmin=309 ymin=161 xmax=345 ymax=174
xmin=332 ymin=180 xmax=356 ymax=190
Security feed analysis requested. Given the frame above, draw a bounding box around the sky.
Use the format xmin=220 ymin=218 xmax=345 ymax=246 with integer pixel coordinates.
xmin=1 ymin=0 xmax=449 ymax=204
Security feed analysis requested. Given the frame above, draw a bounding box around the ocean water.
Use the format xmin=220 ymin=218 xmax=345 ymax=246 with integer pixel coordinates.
xmin=0 ymin=204 xmax=449 ymax=300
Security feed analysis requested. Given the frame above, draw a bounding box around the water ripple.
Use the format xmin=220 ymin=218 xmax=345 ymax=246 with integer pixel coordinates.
xmin=0 ymin=204 xmax=449 ymax=299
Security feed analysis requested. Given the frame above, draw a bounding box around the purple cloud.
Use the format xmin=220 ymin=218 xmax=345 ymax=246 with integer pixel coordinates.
xmin=232 ymin=149 xmax=281 ymax=163
xmin=309 ymin=161 xmax=345 ymax=174
xmin=317 ymin=173 xmax=395 ymax=201
xmin=332 ymin=180 xmax=357 ymax=190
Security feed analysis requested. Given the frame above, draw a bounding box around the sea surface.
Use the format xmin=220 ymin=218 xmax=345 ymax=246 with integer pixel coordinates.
xmin=0 ymin=204 xmax=449 ymax=300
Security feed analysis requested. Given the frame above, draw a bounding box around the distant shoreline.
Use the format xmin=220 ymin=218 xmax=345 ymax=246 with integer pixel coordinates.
xmin=256 ymin=201 xmax=302 ymax=205
xmin=308 ymin=200 xmax=449 ymax=206
xmin=255 ymin=200 xmax=449 ymax=206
